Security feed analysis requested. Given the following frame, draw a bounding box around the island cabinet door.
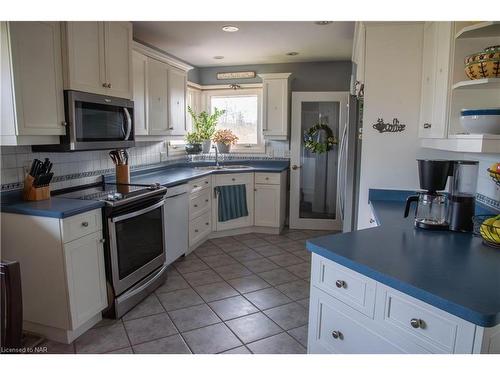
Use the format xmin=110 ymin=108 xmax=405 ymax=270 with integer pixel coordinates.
xmin=64 ymin=231 xmax=107 ymax=330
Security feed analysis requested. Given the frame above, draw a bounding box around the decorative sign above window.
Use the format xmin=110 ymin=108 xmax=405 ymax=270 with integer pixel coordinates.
xmin=372 ymin=118 xmax=406 ymax=133
xmin=216 ymin=71 xmax=256 ymax=80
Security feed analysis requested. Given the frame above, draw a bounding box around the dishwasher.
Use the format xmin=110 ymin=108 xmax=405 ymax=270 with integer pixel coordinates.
xmin=164 ymin=184 xmax=189 ymax=266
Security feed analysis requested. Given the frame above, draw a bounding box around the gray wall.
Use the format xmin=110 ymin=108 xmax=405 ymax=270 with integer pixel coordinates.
xmin=189 ymin=61 xmax=353 ymax=91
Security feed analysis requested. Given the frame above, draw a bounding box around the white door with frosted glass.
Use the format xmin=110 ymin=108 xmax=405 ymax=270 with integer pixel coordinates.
xmin=289 ymin=92 xmax=348 ymax=230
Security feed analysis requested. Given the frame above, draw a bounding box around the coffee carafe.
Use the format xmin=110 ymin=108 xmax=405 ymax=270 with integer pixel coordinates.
xmin=404 ymin=160 xmax=452 ymax=230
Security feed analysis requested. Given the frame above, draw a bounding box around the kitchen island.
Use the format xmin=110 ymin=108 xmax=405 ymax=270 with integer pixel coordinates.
xmin=306 ymin=189 xmax=500 ymax=354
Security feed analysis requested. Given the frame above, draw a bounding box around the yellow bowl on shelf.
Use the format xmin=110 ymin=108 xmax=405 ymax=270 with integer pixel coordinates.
xmin=464 ymin=45 xmax=500 ymax=80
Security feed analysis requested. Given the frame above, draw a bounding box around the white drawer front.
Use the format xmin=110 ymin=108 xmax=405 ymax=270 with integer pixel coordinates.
xmin=376 ymin=286 xmax=475 ymax=353
xmin=189 ymin=188 xmax=211 ymax=219
xmin=189 ymin=210 xmax=211 ymax=246
xmin=214 ymin=172 xmax=253 ymax=187
xmin=309 ymin=287 xmax=403 ymax=354
xmin=255 ymin=172 xmax=280 ymax=185
xmin=189 ymin=176 xmax=211 ymax=194
xmin=312 ymin=254 xmax=376 ymax=318
xmin=62 ymin=209 xmax=102 ymax=243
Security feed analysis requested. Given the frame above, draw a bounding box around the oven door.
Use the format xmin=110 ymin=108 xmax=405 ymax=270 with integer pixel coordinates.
xmin=66 ymin=90 xmax=135 ymax=150
xmin=108 ymin=197 xmax=166 ymax=296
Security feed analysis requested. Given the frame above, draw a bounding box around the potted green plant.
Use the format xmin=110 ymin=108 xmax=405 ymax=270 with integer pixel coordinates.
xmin=212 ymin=129 xmax=239 ymax=153
xmin=184 ymin=131 xmax=203 ymax=154
xmin=187 ymin=106 xmax=225 ymax=153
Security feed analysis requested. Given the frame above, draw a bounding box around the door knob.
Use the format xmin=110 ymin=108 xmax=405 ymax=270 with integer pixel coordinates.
xmin=292 ymin=165 xmax=301 ymax=170
xmin=335 ymin=280 xmax=347 ymax=289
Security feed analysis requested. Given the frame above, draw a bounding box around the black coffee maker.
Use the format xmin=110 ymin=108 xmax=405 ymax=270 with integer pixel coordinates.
xmin=404 ymin=160 xmax=452 ymax=230
xmin=404 ymin=159 xmax=479 ymax=232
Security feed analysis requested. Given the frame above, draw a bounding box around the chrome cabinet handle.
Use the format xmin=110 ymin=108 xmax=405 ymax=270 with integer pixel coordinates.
xmin=335 ymin=280 xmax=347 ymax=288
xmin=107 ymin=83 xmax=112 ymax=88
xmin=291 ymin=165 xmax=301 ymax=170
xmin=194 ymin=204 xmax=198 ymax=207
xmin=99 ymin=238 xmax=106 ymax=243
xmin=102 ymin=83 xmax=108 ymax=87
xmin=232 ymin=178 xmax=235 ymax=181
xmin=369 ymin=218 xmax=375 ymax=223
xmin=82 ymin=221 xmax=89 ymax=227
xmin=61 ymin=121 xmax=67 ymax=126
xmin=194 ymin=229 xmax=199 ymax=233
xmin=205 ymin=222 xmax=209 ymax=226
xmin=423 ymin=123 xmax=432 ymax=129
xmin=205 ymin=181 xmax=209 ymax=184
xmin=410 ymin=318 xmax=425 ymax=329
xmin=331 ymin=331 xmax=343 ymax=340
xmin=205 ymin=199 xmax=209 ymax=202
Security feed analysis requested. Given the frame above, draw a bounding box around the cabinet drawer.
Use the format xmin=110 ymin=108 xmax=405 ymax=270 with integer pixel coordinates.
xmin=189 ymin=176 xmax=211 ymax=194
xmin=311 ymin=254 xmax=376 ymax=318
xmin=214 ymin=173 xmax=253 ymax=187
xmin=189 ymin=210 xmax=211 ymax=246
xmin=255 ymin=172 xmax=280 ymax=185
xmin=62 ymin=209 xmax=102 ymax=243
xmin=309 ymin=287 xmax=403 ymax=354
xmin=190 ymin=188 xmax=211 ymax=219
xmin=376 ymin=286 xmax=474 ymax=353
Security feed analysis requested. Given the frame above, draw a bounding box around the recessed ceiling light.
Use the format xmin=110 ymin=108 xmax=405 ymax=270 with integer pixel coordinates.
xmin=222 ymin=25 xmax=239 ymax=32
xmin=213 ymin=55 xmax=224 ymax=60
xmin=315 ymin=21 xmax=333 ymax=25
xmin=286 ymin=52 xmax=299 ymax=56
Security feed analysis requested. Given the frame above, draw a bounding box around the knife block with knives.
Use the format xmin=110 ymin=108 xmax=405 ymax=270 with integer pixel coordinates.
xmin=110 ymin=149 xmax=130 ymax=193
xmin=23 ymin=158 xmax=53 ymax=201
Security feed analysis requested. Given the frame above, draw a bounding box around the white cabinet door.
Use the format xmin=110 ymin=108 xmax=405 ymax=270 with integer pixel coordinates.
xmin=186 ymin=86 xmax=202 ymax=132
xmin=418 ymin=22 xmax=451 ymax=139
xmin=104 ymin=22 xmax=132 ymax=99
xmin=213 ymin=173 xmax=254 ymax=231
xmin=168 ymin=66 xmax=187 ymax=136
xmin=147 ymin=57 xmax=169 ymax=135
xmin=64 ymin=21 xmax=106 ymax=95
xmin=260 ymin=73 xmax=291 ymax=139
xmin=64 ymin=231 xmax=107 ymax=329
xmin=133 ymin=50 xmax=148 ymax=135
xmin=9 ymin=22 xmax=65 ymax=136
xmin=254 ymin=184 xmax=280 ymax=227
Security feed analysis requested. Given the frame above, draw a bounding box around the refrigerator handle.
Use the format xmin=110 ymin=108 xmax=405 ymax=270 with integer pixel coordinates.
xmin=338 ymin=123 xmax=348 ymax=221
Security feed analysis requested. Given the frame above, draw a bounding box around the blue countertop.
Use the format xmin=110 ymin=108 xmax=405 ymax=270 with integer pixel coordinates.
xmin=306 ymin=189 xmax=500 ymax=327
xmin=0 ymin=190 xmax=105 ymax=219
xmin=0 ymin=160 xmax=288 ymax=218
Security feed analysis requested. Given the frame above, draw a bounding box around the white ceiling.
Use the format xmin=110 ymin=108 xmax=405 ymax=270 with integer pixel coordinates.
xmin=132 ymin=21 xmax=355 ymax=67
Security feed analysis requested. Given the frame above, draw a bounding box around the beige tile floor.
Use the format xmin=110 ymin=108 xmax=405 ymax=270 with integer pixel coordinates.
xmin=36 ymin=228 xmax=335 ymax=354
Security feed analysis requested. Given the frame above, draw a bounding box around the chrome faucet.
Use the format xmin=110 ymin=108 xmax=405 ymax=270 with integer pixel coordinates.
xmin=212 ymin=145 xmax=220 ymax=168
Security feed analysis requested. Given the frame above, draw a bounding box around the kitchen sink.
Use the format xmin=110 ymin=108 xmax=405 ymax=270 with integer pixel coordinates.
xmin=194 ymin=165 xmax=253 ymax=171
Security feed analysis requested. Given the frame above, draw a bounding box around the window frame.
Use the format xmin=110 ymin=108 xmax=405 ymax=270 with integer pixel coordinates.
xmin=204 ymin=88 xmax=265 ymax=154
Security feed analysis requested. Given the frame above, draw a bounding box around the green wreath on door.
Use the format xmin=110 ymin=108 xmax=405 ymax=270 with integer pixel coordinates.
xmin=303 ymin=123 xmax=338 ymax=154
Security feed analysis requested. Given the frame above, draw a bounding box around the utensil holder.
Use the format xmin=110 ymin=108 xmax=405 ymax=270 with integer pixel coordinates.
xmin=22 ymin=175 xmax=50 ymax=201
xmin=116 ymin=165 xmax=130 ymax=193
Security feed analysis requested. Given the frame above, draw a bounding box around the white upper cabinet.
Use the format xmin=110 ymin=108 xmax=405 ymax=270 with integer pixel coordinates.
xmin=133 ymin=50 xmax=148 ymax=135
xmin=352 ymin=22 xmax=366 ymax=95
xmin=1 ymin=21 xmax=65 ymax=145
xmin=132 ymin=42 xmax=192 ymax=138
xmin=147 ymin=57 xmax=170 ymax=135
xmin=63 ymin=21 xmax=132 ymax=99
xmin=418 ymin=22 xmax=453 ymax=139
xmin=259 ymin=73 xmax=292 ymax=140
xmin=168 ymin=66 xmax=187 ymax=135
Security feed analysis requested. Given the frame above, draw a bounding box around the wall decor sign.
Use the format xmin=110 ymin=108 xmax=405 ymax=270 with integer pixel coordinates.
xmin=372 ymin=118 xmax=406 ymax=133
xmin=216 ymin=71 xmax=256 ymax=80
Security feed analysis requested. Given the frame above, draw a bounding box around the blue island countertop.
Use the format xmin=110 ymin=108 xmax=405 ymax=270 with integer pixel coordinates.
xmin=1 ymin=160 xmax=288 ymax=218
xmin=306 ymin=189 xmax=500 ymax=327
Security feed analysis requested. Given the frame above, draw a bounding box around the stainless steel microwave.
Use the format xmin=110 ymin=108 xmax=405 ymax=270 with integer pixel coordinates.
xmin=34 ymin=90 xmax=135 ymax=151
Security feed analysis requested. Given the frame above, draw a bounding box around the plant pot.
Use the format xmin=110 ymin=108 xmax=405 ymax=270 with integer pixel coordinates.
xmin=201 ymin=140 xmax=212 ymax=153
xmin=216 ymin=142 xmax=231 ymax=154
xmin=185 ymin=143 xmax=202 ymax=155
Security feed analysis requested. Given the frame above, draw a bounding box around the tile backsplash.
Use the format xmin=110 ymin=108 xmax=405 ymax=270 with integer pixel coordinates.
xmin=0 ymin=140 xmax=290 ymax=192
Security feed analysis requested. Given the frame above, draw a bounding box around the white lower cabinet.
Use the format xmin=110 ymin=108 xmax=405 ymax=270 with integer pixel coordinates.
xmin=308 ymin=253 xmax=500 ymax=354
xmin=188 ymin=176 xmax=212 ymax=250
xmin=254 ymin=172 xmax=287 ymax=229
xmin=1 ymin=209 xmax=107 ymax=343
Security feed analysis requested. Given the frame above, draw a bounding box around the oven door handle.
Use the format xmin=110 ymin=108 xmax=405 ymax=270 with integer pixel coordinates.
xmin=111 ymin=199 xmax=165 ymax=223
xmin=122 ymin=107 xmax=132 ymax=141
